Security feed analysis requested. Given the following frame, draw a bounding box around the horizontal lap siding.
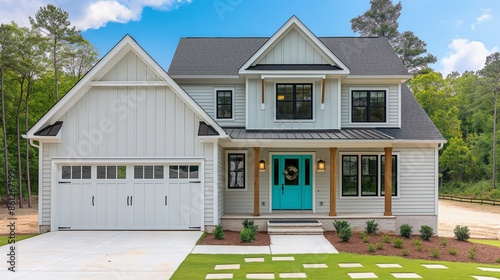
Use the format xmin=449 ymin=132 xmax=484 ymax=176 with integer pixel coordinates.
xmin=393 ymin=147 xmax=436 ymax=215
xmin=181 ymin=84 xmax=245 ymax=127
xmin=341 ymin=84 xmax=399 ymax=128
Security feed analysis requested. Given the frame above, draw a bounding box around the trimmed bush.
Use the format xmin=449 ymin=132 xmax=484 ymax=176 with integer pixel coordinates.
xmin=240 ymin=228 xmax=256 ymax=242
xmin=400 ymin=224 xmax=413 ymax=238
xmin=402 ymin=248 xmax=409 ymax=256
xmin=333 ymin=220 xmax=350 ymax=233
xmin=365 ymin=220 xmax=378 ymax=234
xmin=376 ymin=242 xmax=384 ymax=250
xmin=420 ymin=225 xmax=434 ymax=240
xmin=338 ymin=227 xmax=353 ymax=242
xmin=212 ymin=224 xmax=224 ymax=240
xmin=382 ymin=235 xmax=392 ymax=243
xmin=430 ymin=247 xmax=441 ymax=258
xmin=367 ymin=243 xmax=376 ymax=252
xmin=393 ymin=238 xmax=403 ymax=248
xmin=440 ymin=238 xmax=448 ymax=246
xmin=448 ymin=248 xmax=459 ymax=255
xmin=454 ymin=225 xmax=470 ymax=241
xmin=242 ymin=219 xmax=259 ymax=232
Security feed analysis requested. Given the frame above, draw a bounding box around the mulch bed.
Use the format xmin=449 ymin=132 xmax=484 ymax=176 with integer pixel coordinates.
xmin=199 ymin=230 xmax=499 ymax=264
xmin=325 ymin=231 xmax=500 ymax=264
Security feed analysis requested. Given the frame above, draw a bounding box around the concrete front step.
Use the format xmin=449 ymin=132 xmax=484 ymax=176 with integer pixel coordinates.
xmin=267 ymin=220 xmax=324 ymax=235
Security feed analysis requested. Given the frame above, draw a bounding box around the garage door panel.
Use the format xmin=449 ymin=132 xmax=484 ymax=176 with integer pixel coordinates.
xmin=133 ymin=183 xmax=146 ymax=228
xmin=95 ymin=183 xmax=107 ymax=228
xmin=179 ymin=183 xmax=191 ymax=228
xmin=169 ymin=183 xmax=180 ymax=228
xmin=190 ymin=183 xmax=202 ymax=227
xmin=143 ymin=183 xmax=158 ymax=228
xmin=81 ymin=183 xmax=93 ymax=229
xmin=116 ymin=183 xmax=128 ymax=228
xmin=59 ymin=184 xmax=72 ymax=227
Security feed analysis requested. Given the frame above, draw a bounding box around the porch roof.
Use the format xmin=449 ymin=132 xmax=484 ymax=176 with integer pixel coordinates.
xmin=223 ymin=127 xmax=393 ymax=140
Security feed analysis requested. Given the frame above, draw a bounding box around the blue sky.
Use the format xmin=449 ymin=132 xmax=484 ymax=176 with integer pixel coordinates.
xmin=1 ymin=0 xmax=499 ymax=75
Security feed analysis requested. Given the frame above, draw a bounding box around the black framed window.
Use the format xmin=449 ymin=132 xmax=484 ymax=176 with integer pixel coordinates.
xmin=342 ymin=156 xmax=358 ymax=196
xmin=352 ymin=90 xmax=386 ymax=122
xmin=216 ymin=90 xmax=233 ymax=119
xmin=381 ymin=155 xmax=398 ymax=196
xmin=276 ymin=84 xmax=313 ymax=120
xmin=134 ymin=165 xmax=163 ymax=179
xmin=62 ymin=166 xmax=91 ymax=180
xmin=228 ymin=153 xmax=245 ymax=189
xmin=361 ymin=156 xmax=378 ymax=196
xmin=169 ymin=165 xmax=199 ymax=179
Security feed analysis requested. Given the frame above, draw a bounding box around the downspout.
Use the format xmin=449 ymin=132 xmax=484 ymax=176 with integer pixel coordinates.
xmin=29 ymin=138 xmax=40 ymax=149
xmin=438 ymin=142 xmax=444 ymax=150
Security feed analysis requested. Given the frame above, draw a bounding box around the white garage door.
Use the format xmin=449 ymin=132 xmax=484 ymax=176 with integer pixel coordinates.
xmin=57 ymin=164 xmax=202 ymax=230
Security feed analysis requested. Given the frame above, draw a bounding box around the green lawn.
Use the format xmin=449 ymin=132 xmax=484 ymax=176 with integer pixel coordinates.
xmin=0 ymin=235 xmax=36 ymax=246
xmin=171 ymin=253 xmax=500 ymax=280
xmin=470 ymin=239 xmax=500 ymax=248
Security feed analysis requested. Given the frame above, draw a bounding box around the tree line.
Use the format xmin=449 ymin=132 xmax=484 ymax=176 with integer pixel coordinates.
xmin=0 ymin=5 xmax=98 ymax=207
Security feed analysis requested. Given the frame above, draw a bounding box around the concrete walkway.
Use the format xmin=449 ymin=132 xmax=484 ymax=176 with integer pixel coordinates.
xmin=192 ymin=235 xmax=338 ymax=254
xmin=0 ymin=231 xmax=202 ymax=280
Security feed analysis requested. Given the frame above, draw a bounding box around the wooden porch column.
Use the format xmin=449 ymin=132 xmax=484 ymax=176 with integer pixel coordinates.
xmin=253 ymin=147 xmax=260 ymax=216
xmin=384 ymin=147 xmax=393 ymax=216
xmin=329 ymin=148 xmax=337 ymax=216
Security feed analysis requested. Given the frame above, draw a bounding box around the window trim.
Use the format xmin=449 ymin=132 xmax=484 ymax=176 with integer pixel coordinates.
xmin=214 ymin=87 xmax=235 ymax=121
xmin=348 ymin=87 xmax=389 ymax=124
xmin=339 ymin=152 xmax=400 ymax=198
xmin=275 ymin=83 xmax=314 ymax=120
xmin=225 ymin=150 xmax=248 ymax=191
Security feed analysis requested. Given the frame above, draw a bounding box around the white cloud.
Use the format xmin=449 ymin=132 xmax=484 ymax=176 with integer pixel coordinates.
xmin=0 ymin=0 xmax=192 ymax=30
xmin=441 ymin=38 xmax=497 ymax=75
xmin=471 ymin=9 xmax=493 ymax=30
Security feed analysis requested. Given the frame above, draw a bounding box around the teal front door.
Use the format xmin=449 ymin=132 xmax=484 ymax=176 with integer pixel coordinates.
xmin=272 ymin=155 xmax=312 ymax=210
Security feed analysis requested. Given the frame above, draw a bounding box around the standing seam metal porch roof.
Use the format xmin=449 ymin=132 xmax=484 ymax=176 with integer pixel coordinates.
xmin=223 ymin=128 xmax=394 ymax=140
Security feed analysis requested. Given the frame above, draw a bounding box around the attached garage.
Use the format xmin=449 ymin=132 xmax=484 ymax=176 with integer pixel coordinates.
xmin=56 ymin=162 xmax=203 ymax=230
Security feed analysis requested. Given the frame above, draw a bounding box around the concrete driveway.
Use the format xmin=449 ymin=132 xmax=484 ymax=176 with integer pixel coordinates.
xmin=0 ymin=231 xmax=202 ymax=280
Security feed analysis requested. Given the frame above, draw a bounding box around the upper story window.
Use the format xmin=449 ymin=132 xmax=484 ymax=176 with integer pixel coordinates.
xmin=276 ymin=84 xmax=313 ymax=120
xmin=216 ymin=89 xmax=233 ymax=119
xmin=352 ymin=90 xmax=386 ymax=122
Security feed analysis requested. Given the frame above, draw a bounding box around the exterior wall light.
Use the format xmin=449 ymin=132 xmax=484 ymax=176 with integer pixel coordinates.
xmin=317 ymin=159 xmax=325 ymax=172
xmin=259 ymin=159 xmax=266 ymax=172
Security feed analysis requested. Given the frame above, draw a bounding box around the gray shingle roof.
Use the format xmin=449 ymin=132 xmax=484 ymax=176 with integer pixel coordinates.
xmin=168 ymin=37 xmax=408 ymax=76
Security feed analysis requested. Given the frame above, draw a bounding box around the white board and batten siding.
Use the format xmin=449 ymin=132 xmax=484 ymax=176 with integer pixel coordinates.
xmin=39 ymin=50 xmax=216 ymax=228
xmin=256 ymin=28 xmax=331 ymax=65
xmin=246 ymin=79 xmax=340 ymax=130
xmin=341 ymin=84 xmax=400 ymax=128
xmin=181 ymin=85 xmax=246 ymax=127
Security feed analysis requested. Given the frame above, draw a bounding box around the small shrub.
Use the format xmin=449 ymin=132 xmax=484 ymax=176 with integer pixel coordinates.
xmin=430 ymin=247 xmax=441 ymax=258
xmin=367 ymin=243 xmax=376 ymax=252
xmin=495 ymin=258 xmax=500 ymax=263
xmin=212 ymin=224 xmax=224 ymax=240
xmin=333 ymin=220 xmax=350 ymax=233
xmin=415 ymin=244 xmax=424 ymax=251
xmin=393 ymin=238 xmax=403 ymax=248
xmin=400 ymin=224 xmax=413 ymax=238
xmin=338 ymin=227 xmax=353 ymax=242
xmin=402 ymin=248 xmax=409 ymax=256
xmin=468 ymin=246 xmax=478 ymax=260
xmin=240 ymin=228 xmax=256 ymax=243
xmin=448 ymin=248 xmax=459 ymax=255
xmin=365 ymin=220 xmax=379 ymax=234
xmin=419 ymin=225 xmax=434 ymax=241
xmin=360 ymin=232 xmax=370 ymax=243
xmin=440 ymin=238 xmax=448 ymax=247
xmin=454 ymin=225 xmax=470 ymax=241
xmin=242 ymin=219 xmax=259 ymax=232
xmin=376 ymin=242 xmax=384 ymax=250
xmin=413 ymin=239 xmax=422 ymax=246
xmin=382 ymin=235 xmax=392 ymax=243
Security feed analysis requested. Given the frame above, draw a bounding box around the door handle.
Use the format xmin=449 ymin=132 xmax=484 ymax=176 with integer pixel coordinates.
xmin=92 ymin=196 xmax=94 ymax=206
xmin=165 ymin=195 xmax=168 ymax=206
xmin=130 ymin=196 xmax=133 ymax=206
xmin=282 ymin=184 xmax=284 ymax=195
xmin=127 ymin=196 xmax=129 ymax=206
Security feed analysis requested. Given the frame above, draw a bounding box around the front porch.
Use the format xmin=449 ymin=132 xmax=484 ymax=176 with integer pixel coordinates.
xmin=220 ymin=212 xmax=396 ymax=233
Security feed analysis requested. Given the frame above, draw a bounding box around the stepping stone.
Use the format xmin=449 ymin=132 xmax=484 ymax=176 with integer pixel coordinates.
xmin=206 ymin=274 xmax=233 ymax=279
xmin=339 ymin=263 xmax=364 ymax=268
xmin=279 ymin=272 xmax=307 ymax=278
xmin=391 ymin=273 xmax=422 ymax=279
xmin=215 ymin=264 xmax=240 ymax=270
xmin=377 ymin=264 xmax=402 ymax=268
xmin=472 ymin=276 xmax=500 ymax=280
xmin=348 ymin=272 xmax=378 ymax=279
xmin=421 ymin=264 xmax=448 ymax=269
xmin=303 ymin=263 xmax=328 ymax=268
xmin=247 ymin=274 xmax=275 ymax=279
xmin=478 ymin=267 xmax=500 ymax=272
xmin=272 ymin=256 xmax=295 ymax=261
xmin=245 ymin=258 xmax=265 ymax=263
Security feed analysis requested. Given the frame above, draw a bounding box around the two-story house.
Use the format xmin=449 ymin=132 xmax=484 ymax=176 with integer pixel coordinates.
xmin=25 ymin=16 xmax=444 ymax=234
